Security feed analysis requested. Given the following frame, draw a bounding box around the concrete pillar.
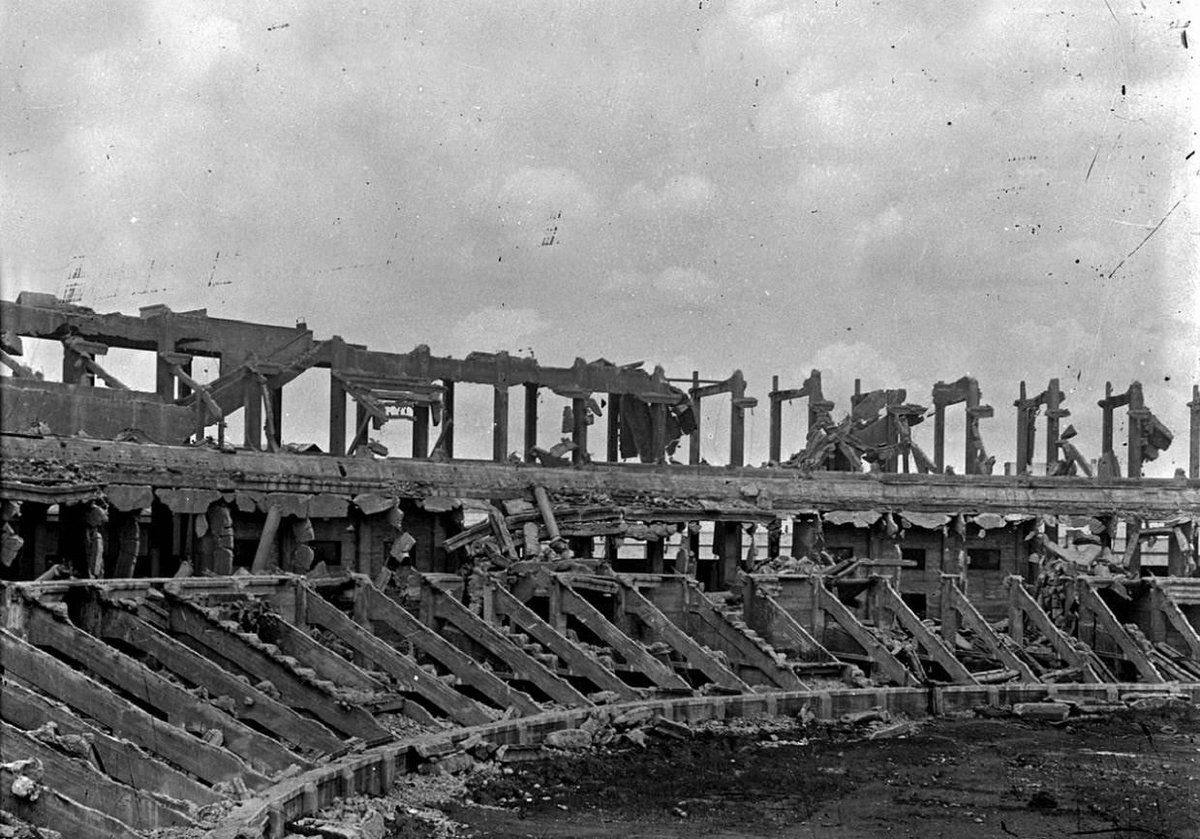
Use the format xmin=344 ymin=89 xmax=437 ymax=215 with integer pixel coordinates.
xmin=524 ymin=384 xmax=539 ymax=463
xmin=492 ymin=385 xmax=509 ymax=462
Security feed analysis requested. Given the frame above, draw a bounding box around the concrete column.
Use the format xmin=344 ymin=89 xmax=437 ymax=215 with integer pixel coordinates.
xmin=442 ymin=381 xmax=456 ymax=458
xmin=769 ymin=375 xmax=782 ymax=464
xmin=412 ymin=406 xmax=430 ymax=458
xmin=493 ymin=385 xmax=509 ymax=462
xmin=571 ymin=396 xmax=588 ymax=465
xmin=524 ymin=384 xmax=539 ymax=463
xmin=606 ymin=392 xmax=620 ymax=462
xmin=243 ymin=381 xmax=262 ymax=450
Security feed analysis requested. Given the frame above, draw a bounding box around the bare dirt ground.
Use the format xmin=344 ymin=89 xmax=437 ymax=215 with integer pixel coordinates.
xmin=438 ymin=701 xmax=1200 ymax=839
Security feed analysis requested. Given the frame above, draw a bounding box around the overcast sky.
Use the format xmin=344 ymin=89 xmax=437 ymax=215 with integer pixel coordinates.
xmin=2 ymin=1 xmax=1197 ymax=473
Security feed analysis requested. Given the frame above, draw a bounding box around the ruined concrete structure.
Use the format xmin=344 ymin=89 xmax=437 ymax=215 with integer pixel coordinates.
xmin=1 ymin=290 xmax=1198 ymax=837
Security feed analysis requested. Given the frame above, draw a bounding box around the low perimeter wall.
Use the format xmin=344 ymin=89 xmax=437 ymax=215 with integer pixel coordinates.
xmin=213 ymin=681 xmax=1200 ymax=839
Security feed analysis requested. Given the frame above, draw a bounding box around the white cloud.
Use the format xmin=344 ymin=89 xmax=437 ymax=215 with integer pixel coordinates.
xmin=623 ymin=174 xmax=716 ymax=217
xmin=492 ymin=166 xmax=598 ymax=245
xmin=606 ymin=266 xmax=713 ymax=295
xmin=795 ymin=341 xmax=913 ymax=411
xmin=448 ymin=306 xmax=548 ymax=354
xmin=654 ymin=266 xmax=711 ymax=294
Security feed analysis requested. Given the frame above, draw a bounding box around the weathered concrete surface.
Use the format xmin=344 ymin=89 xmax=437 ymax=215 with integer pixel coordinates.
xmin=3 ymin=434 xmax=1198 ymax=517
xmin=1 ymin=381 xmax=196 ymax=443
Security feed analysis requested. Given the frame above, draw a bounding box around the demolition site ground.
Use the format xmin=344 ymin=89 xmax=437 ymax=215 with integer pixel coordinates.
xmin=439 ymin=704 xmax=1200 ymax=839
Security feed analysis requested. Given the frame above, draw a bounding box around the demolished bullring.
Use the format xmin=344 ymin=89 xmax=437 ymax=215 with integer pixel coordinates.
xmin=1 ymin=290 xmax=1198 ymax=837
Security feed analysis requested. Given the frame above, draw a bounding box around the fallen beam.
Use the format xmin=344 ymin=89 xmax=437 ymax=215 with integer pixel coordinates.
xmin=685 ymin=583 xmax=807 ymax=690
xmin=744 ymin=583 xmax=840 ymax=663
xmin=1154 ymin=585 xmax=1200 ymax=662
xmin=95 ymin=602 xmax=342 ymax=756
xmin=0 ymin=628 xmax=256 ymax=788
xmin=256 ymin=609 xmax=388 ymax=693
xmin=428 ymin=579 xmax=592 ymax=707
xmin=940 ymin=576 xmax=1038 ymax=682
xmin=24 ymin=602 xmax=296 ymax=776
xmin=1 ymin=677 xmax=218 ymax=806
xmin=554 ymin=576 xmax=691 ymax=691
xmin=1 ymin=765 xmax=141 ymax=839
xmin=874 ymin=579 xmax=977 ymax=684
xmin=357 ymin=581 xmax=542 ymax=716
xmin=1005 ymin=577 xmax=1110 ymax=683
xmin=1 ymin=720 xmax=195 ymax=829
xmin=1075 ymin=580 xmax=1164 ymax=683
xmin=810 ymin=580 xmax=918 ymax=687
xmin=491 ymin=583 xmax=638 ymax=700
xmin=618 ymin=580 xmax=751 ymax=692
xmin=145 ymin=590 xmax=389 ymax=742
xmin=303 ymin=585 xmax=494 ymax=726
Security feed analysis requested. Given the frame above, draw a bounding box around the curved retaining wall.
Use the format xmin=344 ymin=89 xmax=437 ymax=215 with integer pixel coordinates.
xmin=211 ymin=681 xmax=1200 ymax=838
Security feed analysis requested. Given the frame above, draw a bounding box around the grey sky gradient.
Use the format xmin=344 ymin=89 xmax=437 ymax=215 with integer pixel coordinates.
xmin=2 ymin=1 xmax=1197 ymax=472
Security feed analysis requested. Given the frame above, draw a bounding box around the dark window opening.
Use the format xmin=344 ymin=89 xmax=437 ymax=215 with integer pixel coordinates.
xmin=900 ymin=547 xmax=927 ymax=570
xmin=310 ymin=540 xmax=343 ymax=566
xmin=901 ymin=592 xmax=927 ymax=617
xmin=826 ymin=546 xmax=855 ymax=561
xmin=967 ymin=548 xmax=1002 ymax=571
xmin=234 ymin=539 xmax=258 ymax=568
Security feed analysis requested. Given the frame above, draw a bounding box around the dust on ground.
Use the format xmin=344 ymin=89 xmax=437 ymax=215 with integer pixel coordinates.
xmin=434 ymin=701 xmax=1200 ymax=839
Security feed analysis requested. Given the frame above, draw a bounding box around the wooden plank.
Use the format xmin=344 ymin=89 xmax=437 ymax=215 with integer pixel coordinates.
xmin=1 ymin=677 xmax=219 ymax=806
xmin=303 ymin=585 xmax=494 ymax=726
xmin=149 ymin=591 xmax=390 ymax=742
xmin=24 ymin=604 xmax=298 ymax=776
xmin=359 ymin=582 xmax=541 ymax=716
xmin=874 ymin=580 xmax=977 ymax=684
xmin=1005 ymin=578 xmax=1110 ymax=683
xmin=940 ymin=578 xmax=1039 ymax=682
xmin=0 ymin=628 xmax=255 ymax=788
xmin=1076 ymin=580 xmax=1164 ymax=683
xmin=429 ymin=580 xmax=592 ymax=707
xmin=256 ymin=610 xmax=387 ymax=692
xmin=810 ymin=581 xmax=919 ymax=687
xmin=619 ymin=582 xmax=750 ymax=691
xmin=96 ymin=604 xmax=342 ymax=756
xmin=1 ymin=766 xmax=141 ymax=839
xmin=554 ymin=577 xmax=691 ymax=691
xmin=1 ymin=720 xmax=195 ymax=829
xmin=492 ymin=584 xmax=638 ymax=700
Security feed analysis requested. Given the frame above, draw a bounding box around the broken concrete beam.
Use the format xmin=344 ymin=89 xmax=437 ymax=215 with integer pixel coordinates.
xmin=533 ymin=485 xmax=561 ymax=540
xmin=357 ymin=580 xmax=541 ymax=716
xmin=96 ymin=603 xmax=341 ymax=756
xmin=25 ymin=601 xmax=296 ymax=776
xmin=1 ymin=720 xmax=195 ymax=830
xmin=492 ymin=584 xmax=636 ymax=700
xmin=304 ymin=586 xmax=493 ymax=727
xmin=1 ymin=677 xmax=219 ymax=806
xmin=147 ymin=591 xmax=389 ymax=743
xmin=543 ymin=728 xmax=593 ymax=749
xmin=429 ymin=580 xmax=592 ymax=707
xmin=1 ymin=764 xmax=142 ymax=839
xmin=251 ymin=505 xmax=283 ymax=573
xmin=1013 ymin=702 xmax=1070 ymax=722
xmin=0 ymin=628 xmax=259 ymax=788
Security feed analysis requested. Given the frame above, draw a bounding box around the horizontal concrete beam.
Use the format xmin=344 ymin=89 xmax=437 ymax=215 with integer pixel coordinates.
xmin=4 ymin=434 xmax=1197 ymax=516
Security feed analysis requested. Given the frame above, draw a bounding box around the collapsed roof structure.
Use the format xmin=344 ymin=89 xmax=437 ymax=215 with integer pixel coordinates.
xmin=1 ymin=290 xmax=1198 ymax=838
